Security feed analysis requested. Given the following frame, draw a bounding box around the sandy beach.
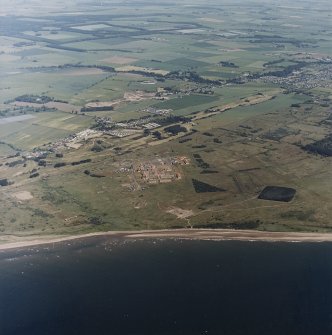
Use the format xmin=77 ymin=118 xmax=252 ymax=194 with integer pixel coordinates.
xmin=1 ymin=229 xmax=332 ymax=251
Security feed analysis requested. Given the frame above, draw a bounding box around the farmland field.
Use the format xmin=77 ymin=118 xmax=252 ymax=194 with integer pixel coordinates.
xmin=0 ymin=0 xmax=331 ymax=238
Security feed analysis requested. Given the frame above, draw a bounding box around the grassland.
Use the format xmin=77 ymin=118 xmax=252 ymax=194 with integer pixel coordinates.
xmin=0 ymin=0 xmax=331 ymax=238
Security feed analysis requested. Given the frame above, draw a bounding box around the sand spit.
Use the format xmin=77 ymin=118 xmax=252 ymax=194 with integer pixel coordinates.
xmin=1 ymin=229 xmax=332 ymax=251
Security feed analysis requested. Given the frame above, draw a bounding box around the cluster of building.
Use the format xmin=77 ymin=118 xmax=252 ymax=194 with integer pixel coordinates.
xmin=134 ymin=159 xmax=181 ymax=184
xmin=141 ymin=107 xmax=173 ymax=115
xmin=142 ymin=122 xmax=161 ymax=130
xmin=106 ymin=129 xmax=140 ymax=138
xmin=38 ymin=129 xmax=103 ymax=152
xmin=114 ymin=116 xmax=157 ymax=129
xmin=261 ymin=63 xmax=332 ymax=90
xmin=62 ymin=129 xmax=102 ymax=149
xmin=170 ymin=156 xmax=191 ymax=165
xmin=179 ymin=85 xmax=215 ymax=95
xmin=24 ymin=151 xmax=48 ymax=160
xmin=114 ymin=156 xmax=190 ymax=188
xmin=133 ymin=156 xmax=190 ymax=185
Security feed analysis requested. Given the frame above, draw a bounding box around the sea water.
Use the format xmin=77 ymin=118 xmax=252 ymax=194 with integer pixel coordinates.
xmin=0 ymin=237 xmax=332 ymax=335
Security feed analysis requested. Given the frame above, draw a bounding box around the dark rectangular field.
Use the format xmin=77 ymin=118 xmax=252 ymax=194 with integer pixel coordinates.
xmin=258 ymin=186 xmax=296 ymax=202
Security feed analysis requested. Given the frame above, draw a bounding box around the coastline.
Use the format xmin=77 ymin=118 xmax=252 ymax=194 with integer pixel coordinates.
xmin=1 ymin=229 xmax=332 ymax=251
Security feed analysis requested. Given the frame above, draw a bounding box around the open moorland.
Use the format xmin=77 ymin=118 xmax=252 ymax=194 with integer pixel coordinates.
xmin=0 ymin=0 xmax=331 ymax=238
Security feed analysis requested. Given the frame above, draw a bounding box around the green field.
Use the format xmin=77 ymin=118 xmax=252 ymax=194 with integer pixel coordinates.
xmin=0 ymin=0 xmax=331 ymax=237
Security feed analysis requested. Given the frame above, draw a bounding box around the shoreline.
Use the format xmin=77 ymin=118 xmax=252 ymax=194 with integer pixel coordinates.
xmin=1 ymin=229 xmax=332 ymax=251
